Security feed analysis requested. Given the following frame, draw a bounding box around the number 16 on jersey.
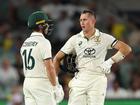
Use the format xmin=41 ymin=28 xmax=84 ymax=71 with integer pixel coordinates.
xmin=22 ymin=48 xmax=35 ymax=70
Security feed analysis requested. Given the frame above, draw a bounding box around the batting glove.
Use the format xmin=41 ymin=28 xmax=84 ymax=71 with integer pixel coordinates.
xmin=53 ymin=84 xmax=64 ymax=103
xmin=99 ymin=58 xmax=114 ymax=74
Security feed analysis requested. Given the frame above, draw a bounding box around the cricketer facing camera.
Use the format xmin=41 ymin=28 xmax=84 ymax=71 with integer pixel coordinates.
xmin=20 ymin=11 xmax=64 ymax=105
xmin=53 ymin=9 xmax=132 ymax=105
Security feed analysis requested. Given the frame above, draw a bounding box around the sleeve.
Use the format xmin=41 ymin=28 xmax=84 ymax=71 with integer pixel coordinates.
xmin=105 ymin=33 xmax=118 ymax=49
xmin=60 ymin=36 xmax=75 ymax=54
xmin=40 ymin=39 xmax=52 ymax=60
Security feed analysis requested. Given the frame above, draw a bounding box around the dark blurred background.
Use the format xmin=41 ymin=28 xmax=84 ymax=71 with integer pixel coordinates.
xmin=0 ymin=0 xmax=140 ymax=105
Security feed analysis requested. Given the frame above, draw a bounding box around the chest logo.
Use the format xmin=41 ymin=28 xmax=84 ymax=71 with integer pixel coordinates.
xmin=84 ymin=48 xmax=96 ymax=55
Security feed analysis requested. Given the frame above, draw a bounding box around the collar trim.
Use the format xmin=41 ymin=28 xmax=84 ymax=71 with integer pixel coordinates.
xmin=80 ymin=29 xmax=100 ymax=39
xmin=30 ymin=32 xmax=44 ymax=37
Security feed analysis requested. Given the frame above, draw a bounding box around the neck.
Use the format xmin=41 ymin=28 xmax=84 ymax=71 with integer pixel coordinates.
xmin=83 ymin=28 xmax=95 ymax=39
xmin=34 ymin=30 xmax=42 ymax=33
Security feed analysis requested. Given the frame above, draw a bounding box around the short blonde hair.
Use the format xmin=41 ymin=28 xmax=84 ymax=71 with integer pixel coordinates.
xmin=81 ymin=9 xmax=96 ymax=18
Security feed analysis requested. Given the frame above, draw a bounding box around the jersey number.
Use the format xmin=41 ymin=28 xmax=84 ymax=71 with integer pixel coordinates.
xmin=22 ymin=49 xmax=35 ymax=70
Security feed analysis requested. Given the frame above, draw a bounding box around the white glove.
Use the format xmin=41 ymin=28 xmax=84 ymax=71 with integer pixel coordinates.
xmin=99 ymin=58 xmax=114 ymax=74
xmin=53 ymin=84 xmax=64 ymax=103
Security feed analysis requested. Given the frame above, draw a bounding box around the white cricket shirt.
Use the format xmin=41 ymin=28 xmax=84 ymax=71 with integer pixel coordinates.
xmin=61 ymin=29 xmax=117 ymax=79
xmin=20 ymin=32 xmax=52 ymax=78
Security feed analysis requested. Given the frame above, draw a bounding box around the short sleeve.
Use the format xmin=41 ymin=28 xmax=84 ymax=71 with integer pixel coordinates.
xmin=60 ymin=36 xmax=75 ymax=54
xmin=105 ymin=34 xmax=118 ymax=49
xmin=40 ymin=39 xmax=52 ymax=59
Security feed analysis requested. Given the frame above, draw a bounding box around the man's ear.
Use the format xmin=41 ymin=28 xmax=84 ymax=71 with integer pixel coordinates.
xmin=38 ymin=24 xmax=43 ymax=29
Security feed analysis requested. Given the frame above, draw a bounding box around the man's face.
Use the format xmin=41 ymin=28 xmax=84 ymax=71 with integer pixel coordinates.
xmin=80 ymin=13 xmax=96 ymax=32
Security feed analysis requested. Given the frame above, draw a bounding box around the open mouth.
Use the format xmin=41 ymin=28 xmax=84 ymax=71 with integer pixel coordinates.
xmin=81 ymin=26 xmax=85 ymax=29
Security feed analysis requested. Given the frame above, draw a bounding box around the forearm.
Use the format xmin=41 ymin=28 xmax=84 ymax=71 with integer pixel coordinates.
xmin=53 ymin=58 xmax=61 ymax=75
xmin=47 ymin=66 xmax=57 ymax=86
xmin=44 ymin=59 xmax=57 ymax=86
xmin=53 ymin=51 xmax=65 ymax=75
xmin=117 ymin=41 xmax=132 ymax=56
xmin=100 ymin=41 xmax=132 ymax=74
xmin=112 ymin=41 xmax=132 ymax=63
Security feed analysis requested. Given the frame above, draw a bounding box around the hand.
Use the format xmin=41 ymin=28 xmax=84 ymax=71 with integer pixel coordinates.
xmin=53 ymin=84 xmax=64 ymax=103
xmin=98 ymin=58 xmax=114 ymax=74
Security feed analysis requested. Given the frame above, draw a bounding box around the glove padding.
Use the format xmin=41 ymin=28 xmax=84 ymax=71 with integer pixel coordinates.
xmin=98 ymin=58 xmax=114 ymax=74
xmin=53 ymin=84 xmax=64 ymax=103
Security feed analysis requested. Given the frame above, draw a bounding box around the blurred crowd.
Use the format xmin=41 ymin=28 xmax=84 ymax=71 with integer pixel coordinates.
xmin=0 ymin=0 xmax=140 ymax=105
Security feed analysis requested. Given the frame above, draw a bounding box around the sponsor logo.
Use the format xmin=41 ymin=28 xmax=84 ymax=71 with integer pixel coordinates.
xmin=83 ymin=48 xmax=96 ymax=58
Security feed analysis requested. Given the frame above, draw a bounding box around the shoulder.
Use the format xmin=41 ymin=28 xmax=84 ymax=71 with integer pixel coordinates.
xmin=40 ymin=37 xmax=50 ymax=44
xmin=38 ymin=37 xmax=51 ymax=48
xmin=100 ymin=31 xmax=112 ymax=37
xmin=99 ymin=31 xmax=115 ymax=40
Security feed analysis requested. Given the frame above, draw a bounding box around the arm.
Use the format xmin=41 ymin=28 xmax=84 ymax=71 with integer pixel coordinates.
xmin=44 ymin=58 xmax=57 ymax=86
xmin=53 ymin=51 xmax=66 ymax=75
xmin=112 ymin=41 xmax=132 ymax=62
xmin=53 ymin=36 xmax=75 ymax=74
xmin=100 ymin=40 xmax=132 ymax=73
xmin=53 ymin=52 xmax=65 ymax=103
xmin=41 ymin=40 xmax=64 ymax=103
xmin=107 ymin=40 xmax=132 ymax=64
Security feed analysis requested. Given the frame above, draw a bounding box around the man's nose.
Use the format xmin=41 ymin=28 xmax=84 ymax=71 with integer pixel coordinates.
xmin=81 ymin=21 xmax=84 ymax=25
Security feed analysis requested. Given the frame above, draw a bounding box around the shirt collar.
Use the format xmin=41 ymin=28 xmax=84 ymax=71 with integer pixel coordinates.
xmin=80 ymin=28 xmax=100 ymax=39
xmin=30 ymin=32 xmax=44 ymax=37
